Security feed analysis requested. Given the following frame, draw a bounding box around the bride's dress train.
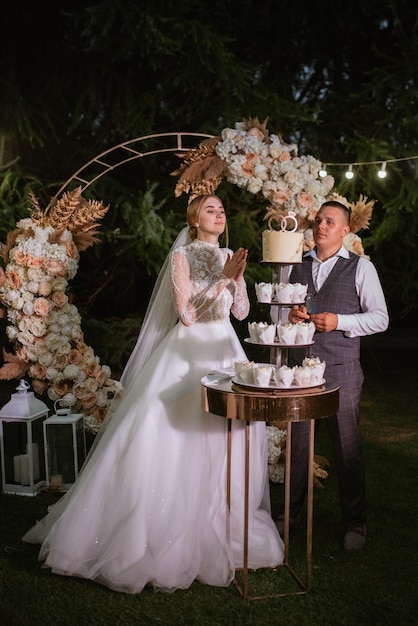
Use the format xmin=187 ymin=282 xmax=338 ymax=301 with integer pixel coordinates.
xmin=23 ymin=240 xmax=284 ymax=594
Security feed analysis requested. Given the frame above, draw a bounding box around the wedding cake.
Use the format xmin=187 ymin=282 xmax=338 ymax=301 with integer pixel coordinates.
xmin=262 ymin=213 xmax=304 ymax=263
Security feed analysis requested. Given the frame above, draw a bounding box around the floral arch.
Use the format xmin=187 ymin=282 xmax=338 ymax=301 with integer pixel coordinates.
xmin=0 ymin=120 xmax=375 ymax=434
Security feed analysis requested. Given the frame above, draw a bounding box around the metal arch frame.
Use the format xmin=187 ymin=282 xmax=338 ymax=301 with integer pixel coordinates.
xmin=48 ymin=131 xmax=215 ymax=207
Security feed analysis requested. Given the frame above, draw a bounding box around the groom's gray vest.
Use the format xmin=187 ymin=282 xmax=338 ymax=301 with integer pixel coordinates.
xmin=290 ymin=253 xmax=361 ymax=366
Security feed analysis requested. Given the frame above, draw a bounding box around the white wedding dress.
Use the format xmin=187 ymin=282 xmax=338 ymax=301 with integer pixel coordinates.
xmin=23 ymin=240 xmax=284 ymax=594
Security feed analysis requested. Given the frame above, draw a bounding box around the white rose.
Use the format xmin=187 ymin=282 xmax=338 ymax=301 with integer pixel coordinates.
xmin=17 ymin=217 xmax=34 ymax=230
xmin=63 ymin=364 xmax=80 ymax=380
xmin=2 ymin=288 xmax=19 ymax=304
xmin=17 ymin=330 xmax=34 ymax=345
xmin=96 ymin=391 xmax=108 ymax=407
xmin=45 ymin=333 xmax=63 ymax=352
xmin=254 ymin=164 xmax=269 ymax=180
xmin=47 ymin=388 xmax=61 ymax=401
xmin=18 ymin=317 xmax=31 ymax=331
xmin=34 ymin=226 xmax=53 ymax=244
xmin=101 ymin=365 xmax=111 ymax=379
xmin=66 ymin=259 xmax=78 ymax=279
xmin=30 ymin=319 xmax=47 ymax=337
xmin=25 ymin=345 xmax=40 ymax=361
xmin=11 ymin=297 xmax=24 ymax=310
xmin=57 ymin=312 xmax=70 ymax=326
xmin=22 ymin=301 xmax=34 ymax=316
xmin=34 ymin=339 xmax=48 ymax=354
xmin=247 ymin=178 xmax=263 ymax=194
xmin=70 ymin=327 xmax=83 ymax=342
xmin=57 ymin=341 xmax=71 ymax=355
xmin=85 ymin=377 xmax=99 ymax=392
xmin=46 ymin=366 xmax=59 ymax=380
xmin=27 ymin=268 xmax=44 ymax=282
xmin=6 ymin=326 xmax=19 ymax=340
xmin=39 ymin=352 xmax=53 ymax=366
xmin=61 ymin=392 xmax=76 ymax=406
xmin=284 ymin=169 xmax=299 ymax=185
xmin=51 ymin=277 xmax=68 ymax=291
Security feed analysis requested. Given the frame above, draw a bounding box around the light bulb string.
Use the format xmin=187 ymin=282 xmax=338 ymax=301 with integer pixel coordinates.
xmin=321 ymin=155 xmax=418 ymax=168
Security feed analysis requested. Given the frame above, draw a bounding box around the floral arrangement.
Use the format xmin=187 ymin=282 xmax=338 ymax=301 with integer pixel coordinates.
xmin=0 ymin=187 xmax=122 ymax=433
xmin=267 ymin=425 xmax=329 ymax=487
xmin=267 ymin=425 xmax=287 ymax=484
xmin=172 ymin=117 xmax=375 ymax=257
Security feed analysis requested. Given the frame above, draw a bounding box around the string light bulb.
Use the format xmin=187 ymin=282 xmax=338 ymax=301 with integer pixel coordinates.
xmin=319 ymin=166 xmax=328 ymax=177
xmin=377 ymin=162 xmax=387 ymax=179
xmin=345 ymin=164 xmax=354 ymax=180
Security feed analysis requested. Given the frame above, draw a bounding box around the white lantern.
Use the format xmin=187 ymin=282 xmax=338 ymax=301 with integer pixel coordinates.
xmin=43 ymin=408 xmax=86 ymax=492
xmin=0 ymin=380 xmax=49 ymax=496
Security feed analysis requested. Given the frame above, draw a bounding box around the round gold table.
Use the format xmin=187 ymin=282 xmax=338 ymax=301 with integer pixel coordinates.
xmin=201 ymin=377 xmax=339 ymax=600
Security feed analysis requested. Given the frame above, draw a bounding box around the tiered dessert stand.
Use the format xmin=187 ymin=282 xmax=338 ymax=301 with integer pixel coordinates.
xmin=201 ymin=222 xmax=340 ymax=600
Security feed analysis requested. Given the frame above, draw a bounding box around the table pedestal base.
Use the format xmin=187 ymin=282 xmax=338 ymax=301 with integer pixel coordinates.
xmin=202 ymin=379 xmax=339 ymax=600
xmin=227 ymin=418 xmax=316 ymax=600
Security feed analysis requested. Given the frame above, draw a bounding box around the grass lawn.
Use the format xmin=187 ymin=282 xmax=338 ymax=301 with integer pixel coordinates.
xmin=0 ymin=331 xmax=417 ymax=625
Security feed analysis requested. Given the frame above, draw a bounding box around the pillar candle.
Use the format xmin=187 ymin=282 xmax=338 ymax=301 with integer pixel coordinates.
xmin=13 ymin=455 xmax=21 ymax=483
xmin=26 ymin=442 xmax=40 ymax=481
xmin=20 ymin=454 xmax=30 ymax=485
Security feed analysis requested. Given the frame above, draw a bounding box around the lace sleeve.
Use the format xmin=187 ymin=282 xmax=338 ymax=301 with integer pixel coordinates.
xmin=230 ymin=278 xmax=250 ymax=321
xmin=170 ymin=248 xmax=232 ymax=326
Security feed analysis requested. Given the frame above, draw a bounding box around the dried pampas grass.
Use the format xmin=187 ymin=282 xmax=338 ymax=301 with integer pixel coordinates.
xmin=0 ymin=350 xmax=28 ymax=380
xmin=29 ymin=187 xmax=109 ymax=234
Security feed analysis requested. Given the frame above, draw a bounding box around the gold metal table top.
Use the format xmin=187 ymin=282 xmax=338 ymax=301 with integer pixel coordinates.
xmin=201 ymin=378 xmax=339 ymax=425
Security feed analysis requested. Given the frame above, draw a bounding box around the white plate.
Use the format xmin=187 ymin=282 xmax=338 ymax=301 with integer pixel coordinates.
xmin=256 ymin=301 xmax=306 ymax=306
xmin=244 ymin=338 xmax=315 ymax=348
xmin=231 ymin=376 xmax=325 ymax=391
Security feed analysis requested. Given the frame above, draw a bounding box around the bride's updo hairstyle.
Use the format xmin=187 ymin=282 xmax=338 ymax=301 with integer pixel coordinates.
xmin=186 ymin=194 xmax=229 ymax=246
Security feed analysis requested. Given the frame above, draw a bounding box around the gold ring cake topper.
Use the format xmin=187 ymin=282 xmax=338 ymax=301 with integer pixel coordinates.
xmin=267 ymin=210 xmax=299 ymax=234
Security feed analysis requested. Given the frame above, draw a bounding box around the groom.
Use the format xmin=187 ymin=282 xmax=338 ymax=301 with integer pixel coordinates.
xmin=280 ymin=200 xmax=388 ymax=550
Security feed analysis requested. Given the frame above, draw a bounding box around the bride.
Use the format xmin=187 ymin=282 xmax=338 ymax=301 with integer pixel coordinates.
xmin=23 ymin=194 xmax=284 ymax=594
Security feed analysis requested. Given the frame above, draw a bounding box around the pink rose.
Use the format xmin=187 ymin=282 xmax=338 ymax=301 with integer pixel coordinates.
xmin=32 ymin=379 xmax=47 ymax=395
xmin=81 ymin=392 xmax=98 ymax=410
xmin=28 ymin=256 xmax=44 ymax=268
xmin=307 ymin=207 xmax=318 ymax=222
xmin=242 ymin=154 xmax=256 ymax=178
xmin=85 ymin=361 xmax=100 ymax=378
xmin=296 ymin=191 xmax=314 ymax=208
xmin=279 ymin=151 xmax=291 ymax=162
xmin=44 ymin=259 xmax=67 ymax=276
xmin=38 ymin=282 xmax=52 ymax=296
xmin=53 ymin=353 xmax=68 ymax=369
xmin=91 ymin=406 xmax=107 ymax=424
xmin=247 ymin=127 xmax=265 ymax=141
xmin=68 ymin=349 xmax=83 ymax=365
xmin=33 ymin=297 xmax=51 ymax=317
xmin=6 ymin=270 xmax=23 ymax=289
xmin=51 ymin=381 xmax=69 ymax=397
xmin=13 ymin=249 xmax=29 ymax=265
xmin=90 ymin=405 xmax=108 ymax=423
xmin=31 ymin=363 xmax=48 ymax=380
xmin=272 ymin=189 xmax=292 ymax=205
xmin=51 ymin=291 xmax=68 ymax=307
xmin=73 ymin=382 xmax=88 ymax=399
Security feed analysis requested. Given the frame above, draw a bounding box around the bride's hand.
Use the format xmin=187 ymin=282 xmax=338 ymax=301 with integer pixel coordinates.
xmin=223 ymin=248 xmax=248 ymax=281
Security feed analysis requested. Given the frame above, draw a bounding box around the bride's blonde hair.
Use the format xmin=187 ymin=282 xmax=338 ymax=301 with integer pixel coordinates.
xmin=186 ymin=194 xmax=229 ymax=246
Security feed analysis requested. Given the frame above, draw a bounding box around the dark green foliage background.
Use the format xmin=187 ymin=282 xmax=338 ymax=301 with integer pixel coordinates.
xmin=1 ymin=0 xmax=417 ymax=371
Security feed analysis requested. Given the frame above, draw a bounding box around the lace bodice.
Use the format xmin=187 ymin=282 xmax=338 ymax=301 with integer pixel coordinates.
xmin=170 ymin=240 xmax=250 ymax=326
